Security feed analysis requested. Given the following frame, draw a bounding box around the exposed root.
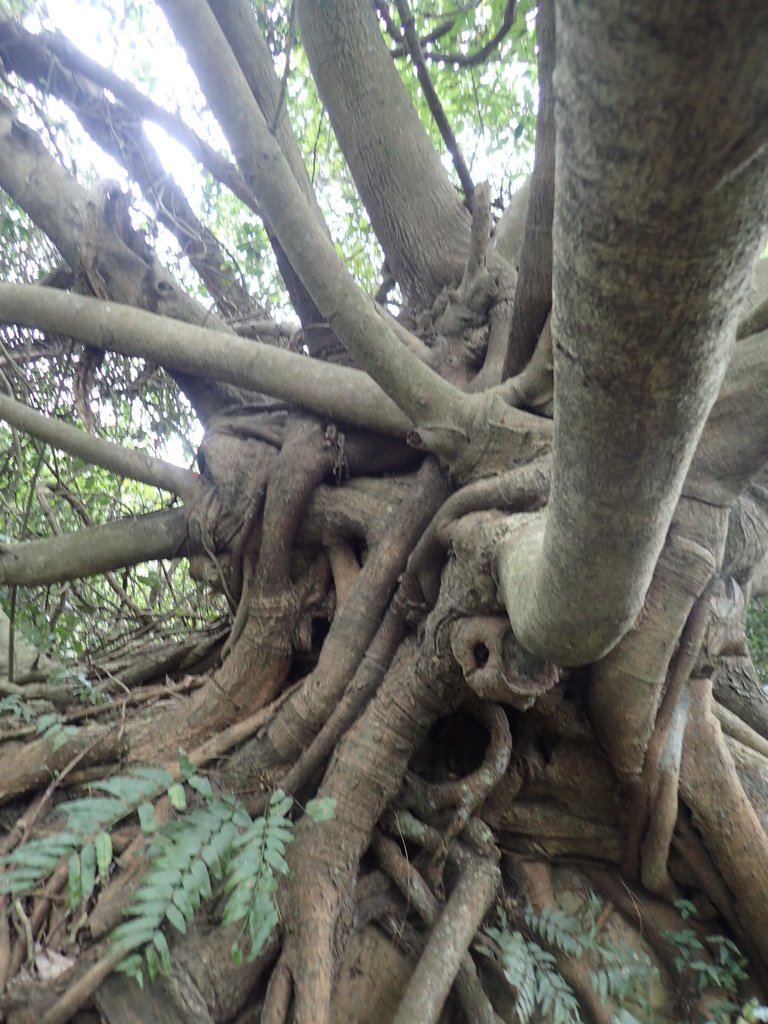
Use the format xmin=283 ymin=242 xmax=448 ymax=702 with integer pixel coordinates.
xmin=383 ymin=837 xmax=500 ymax=1024
xmin=373 ymin=832 xmax=499 ymax=1024
xmin=272 ymin=595 xmax=407 ymax=812
xmin=588 ymin=498 xmax=727 ymax=781
xmin=0 ymin=724 xmax=125 ymax=809
xmin=400 ymin=699 xmax=511 ymax=881
xmin=40 ymin=946 xmax=127 ymax=1024
xmin=276 ymin=631 xmax=464 ymax=1024
xmin=671 ymin=813 xmax=768 ymax=992
xmin=627 ymin=583 xmax=712 ymax=890
xmin=680 ymin=676 xmax=768 ymax=968
xmin=227 ymin=458 xmax=450 ymax=779
xmin=405 ymin=457 xmax=550 ymax=608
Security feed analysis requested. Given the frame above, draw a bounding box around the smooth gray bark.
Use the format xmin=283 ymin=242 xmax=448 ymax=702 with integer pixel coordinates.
xmin=0 ymin=283 xmax=410 ymax=436
xmin=499 ymin=0 xmax=768 ymax=665
xmin=158 ymin=0 xmax=472 ymax=450
xmin=0 ymin=508 xmax=188 ymax=586
xmin=0 ymin=393 xmax=198 ymax=499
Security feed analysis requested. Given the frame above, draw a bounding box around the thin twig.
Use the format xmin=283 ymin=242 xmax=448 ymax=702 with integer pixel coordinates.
xmin=426 ymin=1 xmax=517 ymax=68
xmin=393 ymin=0 xmax=474 ymax=202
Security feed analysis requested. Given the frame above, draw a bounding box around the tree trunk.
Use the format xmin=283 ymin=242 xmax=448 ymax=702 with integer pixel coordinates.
xmin=0 ymin=2 xmax=767 ymax=1023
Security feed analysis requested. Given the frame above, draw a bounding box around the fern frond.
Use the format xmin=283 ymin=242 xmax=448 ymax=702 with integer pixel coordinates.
xmin=112 ymin=797 xmax=243 ymax=980
xmin=485 ymin=915 xmax=584 ymax=1024
xmin=0 ymin=766 xmax=176 ymax=901
xmin=525 ymin=902 xmax=584 ymax=957
xmin=222 ymin=789 xmax=295 ymax=962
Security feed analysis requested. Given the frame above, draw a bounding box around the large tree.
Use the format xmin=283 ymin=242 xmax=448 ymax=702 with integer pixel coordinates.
xmin=0 ymin=1 xmax=767 ymax=1021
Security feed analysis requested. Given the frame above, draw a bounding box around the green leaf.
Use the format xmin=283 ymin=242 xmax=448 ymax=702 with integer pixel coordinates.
xmin=67 ymin=851 xmax=82 ymax=910
xmin=144 ymin=942 xmax=159 ymax=982
xmin=268 ymin=791 xmax=293 ymax=818
xmin=80 ymin=842 xmax=97 ymax=902
xmin=247 ymin=899 xmax=278 ymax=959
xmin=138 ymin=802 xmax=157 ymax=834
xmin=61 ymin=796 xmax=125 ymax=825
xmin=165 ymin=903 xmax=187 ymax=934
xmin=153 ymin=930 xmax=172 ymax=975
xmin=130 ymin=767 xmax=174 ymax=790
xmin=178 ymin=752 xmax=195 ymax=779
xmin=188 ymin=774 xmax=213 ymax=800
xmin=305 ymin=797 xmax=336 ymax=823
xmin=190 ymin=858 xmax=212 ymax=899
xmin=114 ymin=953 xmax=145 ymax=988
xmin=128 ymin=898 xmax=168 ymax=923
xmin=95 ymin=831 xmax=113 ymax=882
xmin=111 ymin=919 xmax=159 ymax=951
xmin=264 ymin=847 xmax=289 ymax=875
xmin=167 ymin=783 xmax=187 ymax=811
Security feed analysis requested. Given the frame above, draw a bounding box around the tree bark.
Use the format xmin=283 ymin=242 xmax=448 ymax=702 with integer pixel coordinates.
xmin=297 ymin=0 xmax=472 ymax=303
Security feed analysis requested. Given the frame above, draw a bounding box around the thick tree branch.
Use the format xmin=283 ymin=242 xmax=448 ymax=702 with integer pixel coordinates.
xmin=0 ymin=283 xmax=410 ymax=437
xmin=296 ymin=0 xmax=472 ymax=303
xmin=158 ymin=0 xmax=474 ymax=451
xmin=498 ymin=0 xmax=768 ymax=665
xmin=0 ymin=19 xmax=262 ymax=320
xmin=0 ymin=20 xmax=258 ymax=217
xmin=206 ymin=0 xmax=336 ymax=326
xmin=206 ymin=0 xmax=324 ymax=230
xmin=0 ymin=508 xmax=188 ymax=586
xmin=502 ymin=0 xmax=555 ymax=377
xmin=0 ymin=95 xmax=240 ymax=422
xmin=0 ymin=392 xmax=198 ymax=499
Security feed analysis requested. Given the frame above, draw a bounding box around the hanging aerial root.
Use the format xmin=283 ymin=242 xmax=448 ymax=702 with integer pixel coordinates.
xmin=625 ymin=582 xmax=713 ymax=889
xmin=227 ymin=458 xmax=450 ymax=783
xmin=390 ymin=848 xmax=500 ymax=1024
xmin=680 ymin=676 xmax=768 ymax=968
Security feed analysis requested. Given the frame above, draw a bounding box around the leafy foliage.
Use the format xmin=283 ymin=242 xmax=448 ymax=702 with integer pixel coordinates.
xmin=0 ymin=753 xmax=336 ymax=988
xmin=737 ymin=1001 xmax=768 ymax=1023
xmin=746 ymin=598 xmax=768 ymax=685
xmin=662 ymin=900 xmax=749 ymax=1023
xmin=114 ymin=786 xmax=336 ymax=985
xmin=486 ymin=913 xmax=586 ymax=1024
xmin=0 ymin=765 xmax=175 ymax=901
xmin=485 ymin=894 xmax=657 ymax=1024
